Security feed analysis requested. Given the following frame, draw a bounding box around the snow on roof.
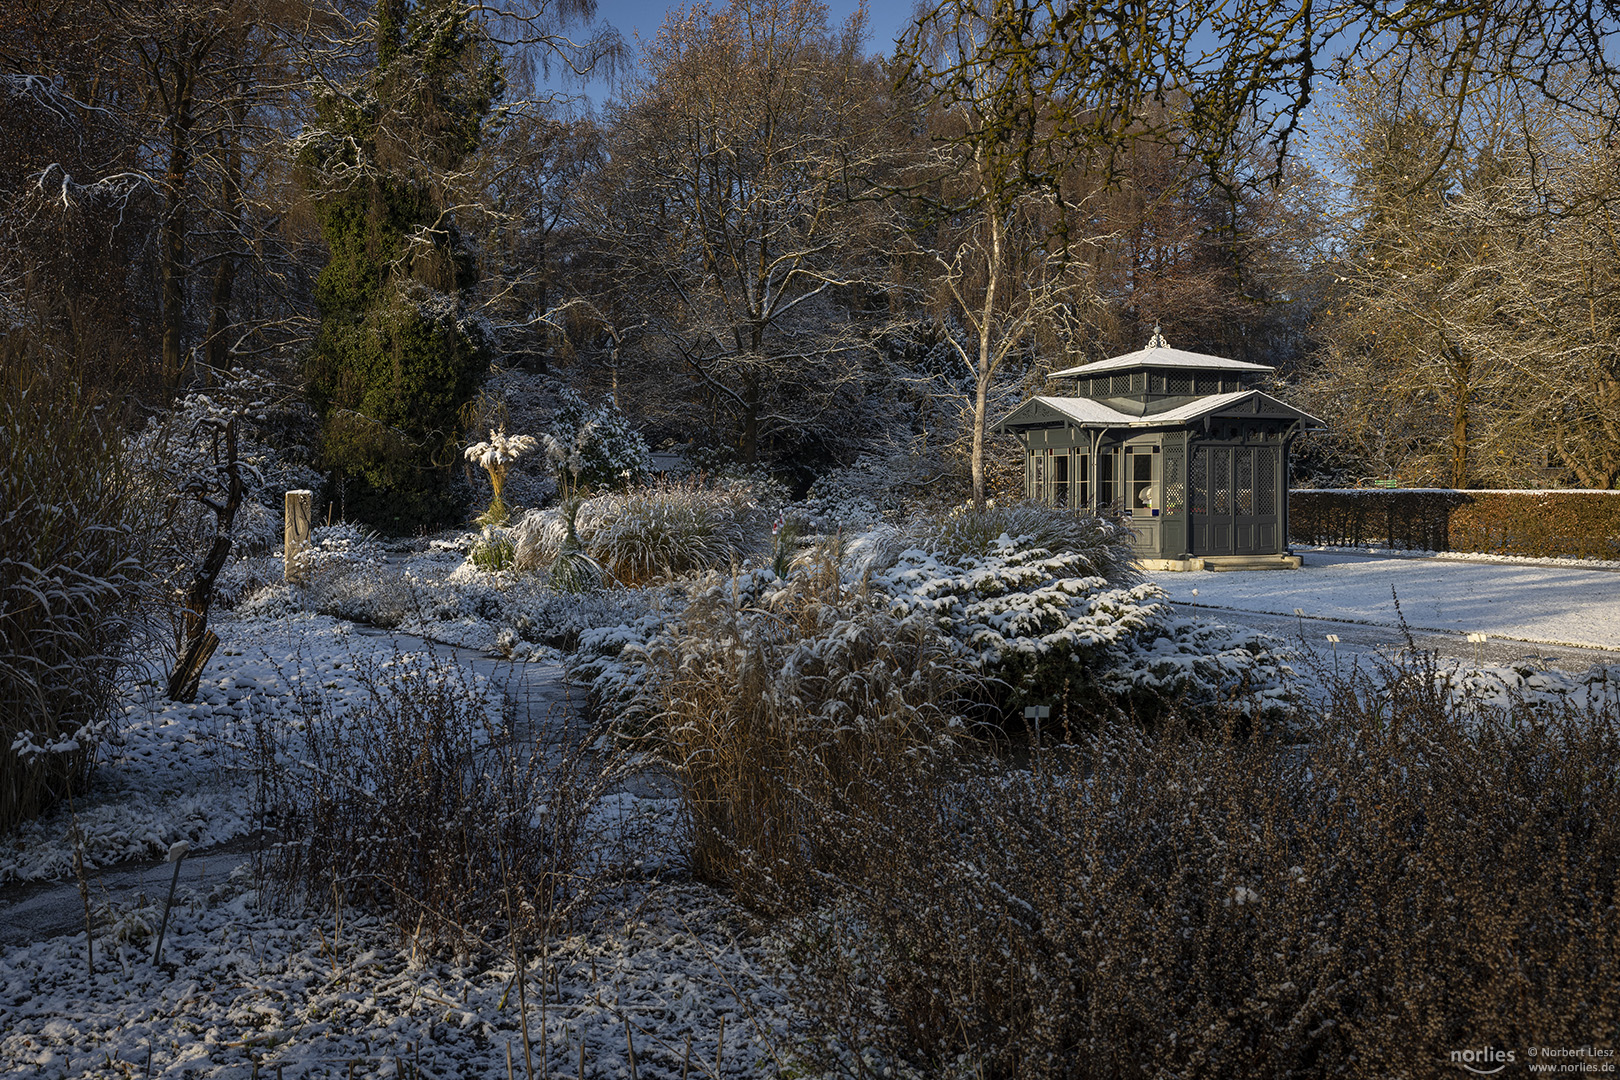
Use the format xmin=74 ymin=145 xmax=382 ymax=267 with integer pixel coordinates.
xmin=1021 ymin=395 xmax=1136 ymax=425
xmin=1048 ymin=345 xmax=1275 ymax=378
xmin=999 ymin=391 xmax=1325 ymax=431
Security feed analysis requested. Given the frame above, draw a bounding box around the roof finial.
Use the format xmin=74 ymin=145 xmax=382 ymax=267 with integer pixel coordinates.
xmin=1147 ymin=323 xmax=1168 ymax=349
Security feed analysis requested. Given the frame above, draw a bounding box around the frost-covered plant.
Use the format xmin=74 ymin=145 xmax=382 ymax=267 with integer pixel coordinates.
xmin=869 ymin=534 xmax=1290 ymax=720
xmin=511 ymin=478 xmax=765 ymax=585
xmin=294 ymin=523 xmax=415 ymax=626
xmin=468 ymin=526 xmax=515 ymax=572
xmin=542 ymin=388 xmax=651 ymax=495
xmin=909 ymin=500 xmax=1138 ymax=581
xmin=463 ymin=426 xmax=538 ymax=525
xmin=584 ymin=479 xmax=763 ymax=585
xmin=638 ymin=564 xmax=978 ymax=906
xmin=505 ymin=586 xmax=657 ymax=651
xmin=1 ymin=359 xmax=142 ymax=832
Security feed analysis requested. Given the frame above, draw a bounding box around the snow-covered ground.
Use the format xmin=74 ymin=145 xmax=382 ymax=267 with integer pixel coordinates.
xmin=5 ymin=536 xmax=1619 ymax=1078
xmin=0 ymin=551 xmax=795 ymax=1078
xmin=1149 ymin=547 xmax=1620 ymax=653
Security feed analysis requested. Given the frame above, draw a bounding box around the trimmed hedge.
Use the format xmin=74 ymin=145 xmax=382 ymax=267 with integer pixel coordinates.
xmin=1290 ymin=489 xmax=1620 ymax=560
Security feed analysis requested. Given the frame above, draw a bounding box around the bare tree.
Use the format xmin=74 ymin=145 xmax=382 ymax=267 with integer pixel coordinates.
xmin=583 ymin=0 xmax=895 ymax=464
xmin=1306 ymin=53 xmax=1620 ymax=489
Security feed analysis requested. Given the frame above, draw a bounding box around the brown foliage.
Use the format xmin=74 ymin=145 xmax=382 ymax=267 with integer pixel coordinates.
xmin=1291 ymin=489 xmax=1620 ymax=559
xmin=778 ymin=654 xmax=1620 ymax=1078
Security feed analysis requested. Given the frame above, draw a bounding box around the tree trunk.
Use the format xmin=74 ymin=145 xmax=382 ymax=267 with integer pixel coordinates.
xmin=1446 ymin=344 xmax=1472 ymax=489
xmin=168 ymin=420 xmax=242 ymax=702
xmin=971 ymin=209 xmax=1003 ymax=510
xmin=205 ymin=90 xmax=247 ymax=375
xmin=159 ymin=58 xmax=195 ymax=388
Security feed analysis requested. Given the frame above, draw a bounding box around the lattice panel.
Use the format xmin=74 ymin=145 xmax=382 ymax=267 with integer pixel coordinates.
xmin=1212 ymin=450 xmax=1231 ymax=515
xmin=1196 ymin=375 xmax=1220 ymax=394
xmin=1168 ymin=375 xmax=1192 ymax=394
xmin=1236 ymin=448 xmax=1255 ymax=516
xmin=1191 ymin=448 xmax=1207 ymax=514
xmin=1164 ymin=449 xmax=1184 ymax=512
xmin=1257 ymin=450 xmax=1276 ymax=515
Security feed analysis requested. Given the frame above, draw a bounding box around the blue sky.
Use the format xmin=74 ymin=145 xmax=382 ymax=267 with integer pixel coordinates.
xmin=544 ymin=0 xmax=918 ymax=108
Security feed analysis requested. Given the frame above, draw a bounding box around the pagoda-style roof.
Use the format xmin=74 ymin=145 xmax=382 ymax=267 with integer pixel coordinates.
xmin=1048 ymin=345 xmax=1274 ymax=379
xmin=994 ymin=390 xmax=1324 ymax=434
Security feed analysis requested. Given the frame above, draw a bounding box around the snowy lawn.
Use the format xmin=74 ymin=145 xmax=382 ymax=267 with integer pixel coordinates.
xmin=1149 ymin=548 xmax=1620 ymax=650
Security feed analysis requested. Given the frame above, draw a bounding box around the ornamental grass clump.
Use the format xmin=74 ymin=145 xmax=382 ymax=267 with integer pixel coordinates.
xmin=0 ymin=355 xmax=143 ymax=833
xmin=645 ymin=555 xmax=980 ymax=910
xmin=464 ymin=426 xmax=538 ymax=526
xmin=510 ymin=477 xmax=764 ymax=585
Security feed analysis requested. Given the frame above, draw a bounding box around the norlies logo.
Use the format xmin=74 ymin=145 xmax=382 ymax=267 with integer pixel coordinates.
xmin=1452 ymin=1047 xmax=1518 ymax=1075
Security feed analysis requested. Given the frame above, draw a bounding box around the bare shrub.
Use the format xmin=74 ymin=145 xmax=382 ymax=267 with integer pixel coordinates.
xmin=293 ymin=523 xmax=415 ymax=626
xmin=781 ymin=652 xmax=1620 ymax=1077
xmin=0 ymin=356 xmax=143 ymax=832
xmin=256 ymin=647 xmax=611 ymax=947
xmin=646 ymin=558 xmax=980 ymax=909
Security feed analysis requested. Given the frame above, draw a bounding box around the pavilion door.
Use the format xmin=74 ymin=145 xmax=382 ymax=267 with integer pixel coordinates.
xmin=1235 ymin=445 xmax=1281 ymax=554
xmin=1194 ymin=444 xmax=1279 ymax=555
xmin=1191 ymin=446 xmax=1234 ymax=555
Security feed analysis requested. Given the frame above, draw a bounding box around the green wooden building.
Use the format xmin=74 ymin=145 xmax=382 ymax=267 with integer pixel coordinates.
xmin=995 ymin=332 xmax=1325 ymax=569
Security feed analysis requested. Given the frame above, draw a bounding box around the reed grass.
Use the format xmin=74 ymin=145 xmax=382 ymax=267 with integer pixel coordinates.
xmin=0 ymin=349 xmax=143 ymax=833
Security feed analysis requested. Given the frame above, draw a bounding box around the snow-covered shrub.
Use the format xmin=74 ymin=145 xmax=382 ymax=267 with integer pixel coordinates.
xmin=578 ymin=514 xmax=1293 ymax=734
xmin=800 ymin=442 xmax=945 ymax=524
xmin=542 ymin=388 xmax=651 ymax=494
xmin=1 ymin=360 xmax=142 ymax=832
xmin=504 ymin=586 xmax=657 ymax=652
xmin=859 ymin=513 xmax=1290 ymax=720
xmin=294 ymin=523 xmax=415 ymax=627
xmin=511 ymin=478 xmax=766 ymax=585
xmin=908 ymin=500 xmax=1138 ymax=581
xmin=793 ymin=489 xmax=885 ymax=533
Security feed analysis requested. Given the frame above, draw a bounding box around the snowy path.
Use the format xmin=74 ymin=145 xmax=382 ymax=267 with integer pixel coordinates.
xmin=1147 ymin=549 xmax=1620 ymax=667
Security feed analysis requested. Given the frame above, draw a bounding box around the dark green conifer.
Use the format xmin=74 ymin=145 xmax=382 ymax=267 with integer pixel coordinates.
xmin=301 ymin=0 xmax=503 ymax=531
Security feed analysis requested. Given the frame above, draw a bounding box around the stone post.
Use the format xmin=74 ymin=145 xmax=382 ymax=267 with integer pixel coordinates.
xmin=284 ymin=489 xmax=313 ymax=582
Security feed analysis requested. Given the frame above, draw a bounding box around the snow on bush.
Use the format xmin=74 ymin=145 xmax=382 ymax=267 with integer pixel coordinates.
xmin=575 ymin=503 xmax=1296 ymax=732
xmin=542 ymin=388 xmax=652 ymax=494
xmin=511 ymin=478 xmax=769 ymax=584
xmin=290 ymin=522 xmax=415 ymax=627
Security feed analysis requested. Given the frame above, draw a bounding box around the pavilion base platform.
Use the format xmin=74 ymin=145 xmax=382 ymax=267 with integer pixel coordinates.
xmin=1138 ymin=553 xmax=1304 ymax=572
